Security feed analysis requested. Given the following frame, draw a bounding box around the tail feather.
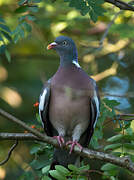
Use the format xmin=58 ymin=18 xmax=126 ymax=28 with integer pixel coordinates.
xmin=51 ymin=148 xmax=79 ymax=168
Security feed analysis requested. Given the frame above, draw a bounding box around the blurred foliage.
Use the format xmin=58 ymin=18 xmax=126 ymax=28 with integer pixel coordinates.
xmin=0 ymin=0 xmax=134 ymax=180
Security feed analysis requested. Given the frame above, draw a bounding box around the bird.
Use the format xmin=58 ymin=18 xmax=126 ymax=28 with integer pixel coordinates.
xmin=39 ymin=36 xmax=100 ymax=169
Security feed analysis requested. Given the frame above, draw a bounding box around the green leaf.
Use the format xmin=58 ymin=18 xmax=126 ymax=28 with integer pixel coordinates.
xmin=0 ymin=24 xmax=11 ymax=34
xmin=104 ymin=143 xmax=122 ymax=151
xmin=42 ymin=165 xmax=50 ymax=174
xmin=32 ymin=0 xmax=41 ymax=3
xmin=103 ymin=98 xmax=120 ymax=107
xmin=101 ymin=163 xmax=117 ymax=171
xmin=5 ymin=49 xmax=11 ymax=62
xmin=0 ymin=45 xmax=6 ymax=54
xmin=19 ymin=171 xmax=35 ymax=180
xmin=29 ymin=6 xmax=38 ymax=12
xmin=68 ymin=164 xmax=79 ymax=172
xmin=49 ymin=170 xmax=66 ymax=180
xmin=30 ymin=145 xmax=40 ymax=154
xmin=27 ymin=15 xmax=36 ymax=21
xmin=22 ymin=22 xmax=32 ymax=32
xmin=124 ymin=143 xmax=134 ymax=149
xmin=93 ymin=6 xmax=105 ymax=16
xmin=55 ymin=165 xmax=70 ymax=175
xmin=89 ymin=9 xmax=98 ymax=23
xmin=1 ymin=31 xmax=12 ymax=42
xmin=41 ymin=176 xmax=51 ymax=180
xmin=78 ymin=165 xmax=90 ymax=171
xmin=14 ymin=33 xmax=20 ymax=43
xmin=15 ymin=6 xmax=29 ymax=13
xmin=19 ymin=27 xmax=25 ymax=38
xmin=95 ymin=0 xmax=104 ymax=5
xmin=107 ymin=134 xmax=123 ymax=143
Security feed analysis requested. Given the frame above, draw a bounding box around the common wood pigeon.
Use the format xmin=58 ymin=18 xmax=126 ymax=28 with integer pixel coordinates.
xmin=39 ymin=36 xmax=100 ymax=168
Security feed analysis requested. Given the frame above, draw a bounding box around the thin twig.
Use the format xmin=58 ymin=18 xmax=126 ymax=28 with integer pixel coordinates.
xmin=100 ymin=11 xmax=122 ymax=46
xmin=119 ymin=113 xmax=134 ymax=116
xmin=117 ymin=118 xmax=134 ymax=121
xmin=0 ymin=108 xmax=134 ymax=173
xmin=101 ymin=92 xmax=134 ymax=98
xmin=0 ymin=140 xmax=18 ymax=166
xmin=105 ymin=0 xmax=134 ymax=11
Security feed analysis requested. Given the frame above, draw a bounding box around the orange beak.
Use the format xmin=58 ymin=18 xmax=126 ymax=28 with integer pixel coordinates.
xmin=47 ymin=42 xmax=57 ymax=50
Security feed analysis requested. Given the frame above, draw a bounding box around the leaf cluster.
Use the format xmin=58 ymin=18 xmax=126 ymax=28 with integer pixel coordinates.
xmin=0 ymin=16 xmax=12 ymax=62
xmin=0 ymin=0 xmax=40 ymax=62
xmin=64 ymin=0 xmax=105 ymax=22
xmin=42 ymin=164 xmax=90 ymax=180
xmin=100 ymin=102 xmax=134 ymax=179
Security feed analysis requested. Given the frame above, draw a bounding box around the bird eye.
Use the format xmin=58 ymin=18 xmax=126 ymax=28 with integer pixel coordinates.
xmin=63 ymin=41 xmax=67 ymax=46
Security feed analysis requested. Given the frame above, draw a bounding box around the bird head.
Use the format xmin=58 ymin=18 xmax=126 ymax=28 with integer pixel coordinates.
xmin=47 ymin=36 xmax=78 ymax=66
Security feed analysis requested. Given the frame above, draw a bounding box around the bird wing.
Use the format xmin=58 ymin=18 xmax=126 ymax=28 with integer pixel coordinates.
xmin=91 ymin=81 xmax=100 ymax=128
xmin=84 ymin=79 xmax=100 ymax=146
xmin=39 ymin=79 xmax=53 ymax=136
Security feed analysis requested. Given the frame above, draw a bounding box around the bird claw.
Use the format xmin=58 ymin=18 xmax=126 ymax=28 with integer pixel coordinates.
xmin=53 ymin=136 xmax=65 ymax=147
xmin=66 ymin=140 xmax=83 ymax=154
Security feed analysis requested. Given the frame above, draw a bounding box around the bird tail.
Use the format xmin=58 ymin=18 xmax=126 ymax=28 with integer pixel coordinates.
xmin=50 ymin=148 xmax=80 ymax=169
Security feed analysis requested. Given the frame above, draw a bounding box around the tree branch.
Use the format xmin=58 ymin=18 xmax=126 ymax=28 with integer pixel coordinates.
xmin=105 ymin=0 xmax=134 ymax=11
xmin=0 ymin=108 xmax=134 ymax=174
xmin=0 ymin=140 xmax=18 ymax=166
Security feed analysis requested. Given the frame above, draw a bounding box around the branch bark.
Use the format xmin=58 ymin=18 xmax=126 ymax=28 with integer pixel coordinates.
xmin=105 ymin=0 xmax=134 ymax=11
xmin=0 ymin=108 xmax=134 ymax=174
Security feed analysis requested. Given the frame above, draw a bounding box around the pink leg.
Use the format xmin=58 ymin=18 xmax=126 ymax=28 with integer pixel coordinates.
xmin=66 ymin=140 xmax=83 ymax=154
xmin=53 ymin=136 xmax=65 ymax=147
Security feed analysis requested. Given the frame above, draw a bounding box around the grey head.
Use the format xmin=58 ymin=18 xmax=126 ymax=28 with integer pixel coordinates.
xmin=47 ymin=36 xmax=78 ymax=67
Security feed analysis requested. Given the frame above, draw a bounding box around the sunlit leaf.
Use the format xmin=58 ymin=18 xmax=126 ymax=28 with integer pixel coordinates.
xmin=49 ymin=170 xmax=66 ymax=180
xmin=1 ymin=31 xmax=12 ymax=42
xmin=42 ymin=165 xmax=50 ymax=174
xmin=55 ymin=165 xmax=70 ymax=175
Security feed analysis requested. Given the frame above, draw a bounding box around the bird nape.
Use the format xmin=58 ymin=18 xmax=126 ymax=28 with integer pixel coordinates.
xmin=39 ymin=36 xmax=100 ymax=171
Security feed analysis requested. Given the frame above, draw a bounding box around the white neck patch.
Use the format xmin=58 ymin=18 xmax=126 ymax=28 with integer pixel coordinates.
xmin=72 ymin=60 xmax=81 ymax=68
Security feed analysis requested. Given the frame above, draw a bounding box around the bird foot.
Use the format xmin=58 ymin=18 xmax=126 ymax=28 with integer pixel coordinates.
xmin=66 ymin=140 xmax=83 ymax=154
xmin=53 ymin=136 xmax=65 ymax=147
